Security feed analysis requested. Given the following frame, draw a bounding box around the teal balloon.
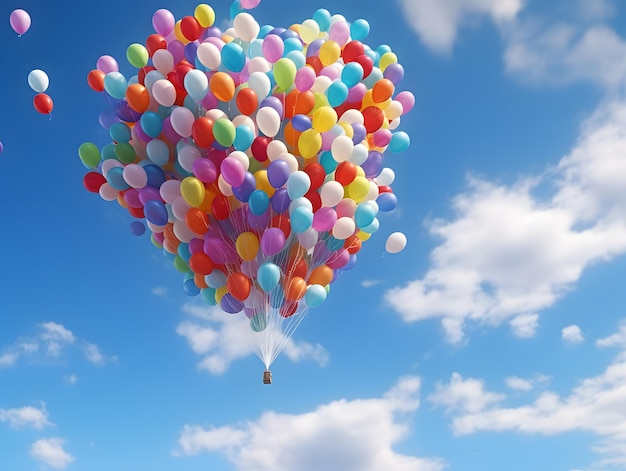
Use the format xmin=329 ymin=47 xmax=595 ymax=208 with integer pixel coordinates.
xmin=341 ymin=62 xmax=364 ymax=88
xmin=106 ymin=166 xmax=130 ymax=190
xmin=313 ymin=8 xmax=331 ymax=31
xmin=286 ymin=50 xmax=306 ymax=69
xmin=250 ymin=314 xmax=268 ymax=332
xmin=389 ymin=131 xmax=410 ymax=153
xmin=249 ymin=189 xmax=270 ymax=215
xmin=101 ymin=143 xmax=117 ymax=160
xmin=222 ymin=42 xmax=246 ymax=72
xmin=178 ymin=242 xmax=191 ymax=261
xmin=319 ymin=150 xmax=337 ymax=174
xmin=201 ymin=287 xmax=217 ymax=305
xmin=234 ymin=125 xmax=254 ymax=151
xmin=103 ymin=72 xmax=127 ymax=99
xmin=109 ymin=122 xmax=131 ymax=143
xmin=257 ymin=262 xmax=281 ymax=292
xmin=290 ymin=206 xmax=313 ymax=233
xmin=305 ymin=284 xmax=327 ymax=307
xmin=326 ymin=81 xmax=348 ymax=107
xmin=140 ymin=112 xmax=162 ymax=138
xmin=350 ymin=19 xmax=370 ymax=40
xmin=354 ymin=203 xmax=376 ymax=228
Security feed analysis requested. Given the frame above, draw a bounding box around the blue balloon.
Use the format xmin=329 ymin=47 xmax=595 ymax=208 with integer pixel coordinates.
xmin=144 ymin=164 xmax=166 ymax=188
xmin=183 ymin=275 xmax=201 ymax=296
xmin=291 ymin=114 xmax=312 ymax=132
xmin=144 ymin=200 xmax=169 ymax=226
xmin=377 ymin=192 xmax=398 ymax=212
xmin=326 ymin=81 xmax=349 ymax=107
xmin=305 ymin=284 xmax=327 ymax=307
xmin=341 ymin=62 xmax=364 ymax=88
xmin=129 ymin=221 xmax=145 ymax=236
xmin=249 ymin=189 xmax=270 ymax=215
xmin=290 ymin=206 xmax=313 ymax=233
xmin=234 ymin=125 xmax=254 ymax=151
xmin=389 ymin=131 xmax=410 ymax=153
xmin=257 ymin=262 xmax=281 ymax=292
xmin=232 ymin=172 xmax=256 ymax=202
xmin=221 ymin=42 xmax=246 ymax=72
xmin=109 ymin=122 xmax=131 ymax=143
xmin=106 ymin=166 xmax=129 ymax=190
xmin=354 ymin=203 xmax=376 ymax=227
xmin=140 ymin=112 xmax=163 ymax=138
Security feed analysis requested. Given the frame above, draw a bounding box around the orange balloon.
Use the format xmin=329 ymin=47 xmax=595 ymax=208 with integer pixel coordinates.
xmin=210 ymin=71 xmax=236 ymax=102
xmin=344 ymin=234 xmax=362 ymax=254
xmin=163 ymin=223 xmax=180 ymax=250
xmin=194 ymin=273 xmax=209 ymax=289
xmin=126 ymin=83 xmax=150 ymax=113
xmin=372 ymin=78 xmax=395 ymax=103
xmin=308 ymin=265 xmax=333 ymax=285
xmin=285 ymin=89 xmax=315 ymax=117
xmin=283 ymin=120 xmax=300 ymax=149
xmin=185 ymin=207 xmax=210 ymax=234
xmin=285 ymin=276 xmax=307 ymax=301
xmin=227 ymin=272 xmax=252 ymax=301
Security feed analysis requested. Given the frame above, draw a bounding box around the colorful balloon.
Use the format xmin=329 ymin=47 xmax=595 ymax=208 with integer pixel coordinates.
xmin=10 ymin=9 xmax=30 ymax=36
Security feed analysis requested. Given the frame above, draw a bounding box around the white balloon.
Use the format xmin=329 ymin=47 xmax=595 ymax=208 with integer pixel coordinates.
xmin=375 ymin=168 xmax=396 ymax=186
xmin=197 ymin=42 xmax=221 ymax=70
xmin=151 ymin=79 xmax=176 ymax=107
xmin=320 ymin=181 xmax=344 ymax=207
xmin=332 ymin=217 xmax=356 ymax=240
xmin=28 ymin=69 xmax=49 ymax=93
xmin=256 ymin=106 xmax=281 ymax=137
xmin=385 ymin=232 xmax=407 ymax=254
xmin=152 ymin=49 xmax=174 ymax=74
xmin=248 ymin=71 xmax=271 ymax=99
xmin=233 ymin=12 xmax=260 ymax=42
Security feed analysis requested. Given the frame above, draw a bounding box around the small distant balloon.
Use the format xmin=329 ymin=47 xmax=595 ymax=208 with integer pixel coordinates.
xmin=10 ymin=9 xmax=31 ymax=36
xmin=0 ymin=141 xmax=3 ymax=154
xmin=130 ymin=221 xmax=146 ymax=236
xmin=28 ymin=69 xmax=49 ymax=93
xmin=385 ymin=232 xmax=407 ymax=254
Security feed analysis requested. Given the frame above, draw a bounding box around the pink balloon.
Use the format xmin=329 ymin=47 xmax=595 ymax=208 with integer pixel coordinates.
xmin=395 ymin=91 xmax=415 ymax=114
xmin=96 ymin=55 xmax=119 ymax=74
xmin=152 ymin=9 xmax=175 ymax=36
xmin=240 ymin=0 xmax=261 ymax=8
xmin=10 ymin=9 xmax=31 ymax=35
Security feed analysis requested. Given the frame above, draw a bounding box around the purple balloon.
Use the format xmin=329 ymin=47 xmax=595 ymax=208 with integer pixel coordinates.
xmin=167 ymin=40 xmax=186 ymax=63
xmin=130 ymin=221 xmax=146 ymax=236
xmin=96 ymin=55 xmax=119 ymax=74
xmin=204 ymin=236 xmax=237 ymax=264
xmin=383 ymin=63 xmax=405 ymax=85
xmin=138 ymin=186 xmax=162 ymax=204
xmin=184 ymin=41 xmax=199 ymax=63
xmin=161 ymin=117 xmax=183 ymax=144
xmin=189 ymin=237 xmax=205 ymax=254
xmin=351 ymin=123 xmax=367 ymax=144
xmin=115 ymin=101 xmax=141 ymax=123
xmin=232 ymin=172 xmax=256 ymax=202
xmin=247 ymin=209 xmax=270 ymax=230
xmin=267 ymin=159 xmax=290 ymax=188
xmin=260 ymin=96 xmax=284 ymax=118
xmin=0 ymin=141 xmax=4 ymax=154
xmin=152 ymin=9 xmax=175 ymax=36
xmin=361 ymin=151 xmax=384 ymax=178
xmin=270 ymin=188 xmax=291 ymax=213
xmin=261 ymin=227 xmax=286 ymax=256
xmin=221 ymin=293 xmax=244 ymax=313
xmin=193 ymin=158 xmax=218 ymax=182
xmin=98 ymin=109 xmax=119 ymax=130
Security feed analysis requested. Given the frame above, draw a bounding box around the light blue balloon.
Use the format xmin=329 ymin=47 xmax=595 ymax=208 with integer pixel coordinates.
xmin=350 ymin=19 xmax=370 ymax=41
xmin=184 ymin=69 xmax=209 ymax=101
xmin=249 ymin=189 xmax=270 ymax=215
xmin=287 ymin=171 xmax=311 ymax=199
xmin=183 ymin=275 xmax=201 ymax=296
xmin=363 ymin=67 xmax=383 ymax=89
xmin=106 ymin=166 xmax=129 ymax=190
xmin=284 ymin=37 xmax=303 ymax=55
xmin=341 ymin=62 xmax=364 ymax=88
xmin=354 ymin=203 xmax=376 ymax=228
xmin=109 ymin=122 xmax=131 ymax=143
xmin=222 ymin=42 xmax=246 ymax=72
xmin=258 ymin=24 xmax=273 ymax=39
xmin=257 ymin=262 xmax=281 ymax=292
xmin=140 ymin=112 xmax=162 ymax=138
xmin=248 ymin=39 xmax=264 ymax=58
xmin=146 ymin=139 xmax=170 ymax=166
xmin=144 ymin=70 xmax=165 ymax=92
xmin=326 ymin=81 xmax=349 ymax=107
xmin=325 ymin=236 xmax=343 ymax=251
xmin=361 ymin=217 xmax=380 ymax=234
xmin=286 ymin=50 xmax=306 ymax=69
xmin=290 ymin=206 xmax=313 ymax=233
xmin=201 ymin=287 xmax=217 ymax=305
xmin=234 ymin=125 xmax=254 ymax=151
xmin=103 ymin=72 xmax=128 ymax=99
xmin=389 ymin=131 xmax=410 ymax=153
xmin=305 ymin=284 xmax=327 ymax=307
xmin=178 ymin=242 xmax=191 ymax=262
xmin=205 ymin=269 xmax=227 ymax=288
xmin=313 ymin=9 xmax=331 ymax=31
xmin=319 ymin=150 xmax=337 ymax=174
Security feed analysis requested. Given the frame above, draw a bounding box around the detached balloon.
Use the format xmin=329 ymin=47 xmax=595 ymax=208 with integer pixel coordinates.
xmin=385 ymin=232 xmax=407 ymax=253
xmin=10 ymin=9 xmax=31 ymax=36
xmin=33 ymin=93 xmax=53 ymax=115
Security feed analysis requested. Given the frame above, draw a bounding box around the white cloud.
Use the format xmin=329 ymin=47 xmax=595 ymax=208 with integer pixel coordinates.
xmin=385 ymin=98 xmax=626 ymax=343
xmin=0 ymin=403 xmax=53 ymax=430
xmin=0 ymin=322 xmax=115 ymax=368
xmin=429 ymin=327 xmax=626 ymax=468
xmin=597 ymin=321 xmax=626 ymax=348
xmin=177 ymin=304 xmax=329 ymax=374
xmin=510 ymin=313 xmax=539 ymax=338
xmin=505 ymin=376 xmax=533 ymax=391
xmin=152 ymin=286 xmax=168 ymax=297
xmin=0 ymin=352 xmax=19 ymax=367
xmin=64 ymin=374 xmax=78 ymax=385
xmin=176 ymin=376 xmax=444 ymax=471
xmin=562 ymin=324 xmax=585 ymax=343
xmin=397 ymin=0 xmax=524 ymax=53
xmin=361 ymin=279 xmax=383 ymax=288
xmin=30 ymin=438 xmax=75 ymax=469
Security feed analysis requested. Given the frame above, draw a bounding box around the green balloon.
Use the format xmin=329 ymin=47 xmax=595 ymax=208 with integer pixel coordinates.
xmin=173 ymin=255 xmax=190 ymax=273
xmin=273 ymin=58 xmax=296 ymax=91
xmin=213 ymin=118 xmax=236 ymax=147
xmin=78 ymin=142 xmax=101 ymax=168
xmin=115 ymin=142 xmax=136 ymax=164
xmin=126 ymin=43 xmax=149 ymax=68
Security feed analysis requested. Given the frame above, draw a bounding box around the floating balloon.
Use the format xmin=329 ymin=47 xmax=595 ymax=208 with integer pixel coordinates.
xmin=33 ymin=93 xmax=53 ymax=115
xmin=79 ymin=2 xmax=413 ymax=375
xmin=28 ymin=69 xmax=49 ymax=93
xmin=10 ymin=9 xmax=30 ymax=36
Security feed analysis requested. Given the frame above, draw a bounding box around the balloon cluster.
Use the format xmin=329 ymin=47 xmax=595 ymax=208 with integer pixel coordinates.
xmin=79 ymin=3 xmax=412 ymax=338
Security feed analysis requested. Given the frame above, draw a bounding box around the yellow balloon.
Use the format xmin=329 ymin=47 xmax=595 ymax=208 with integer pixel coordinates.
xmin=348 ymin=176 xmax=370 ymax=202
xmin=180 ymin=176 xmax=206 ymax=207
xmin=357 ymin=230 xmax=371 ymax=242
xmin=312 ymin=106 xmax=337 ymax=133
xmin=215 ymin=286 xmax=229 ymax=303
xmin=312 ymin=91 xmax=329 ymax=112
xmin=319 ymin=40 xmax=341 ymax=66
xmin=174 ymin=20 xmax=191 ymax=45
xmin=337 ymin=122 xmax=354 ymax=139
xmin=298 ymin=129 xmax=322 ymax=159
xmin=379 ymin=52 xmax=398 ymax=72
xmin=254 ymin=170 xmax=275 ymax=197
xmin=194 ymin=4 xmax=215 ymax=28
xmin=236 ymin=232 xmax=260 ymax=261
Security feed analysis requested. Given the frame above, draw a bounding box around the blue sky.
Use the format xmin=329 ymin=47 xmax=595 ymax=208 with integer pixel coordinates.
xmin=2 ymin=0 xmax=626 ymax=470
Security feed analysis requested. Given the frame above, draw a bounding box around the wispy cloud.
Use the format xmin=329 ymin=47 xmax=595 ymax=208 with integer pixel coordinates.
xmin=30 ymin=438 xmax=75 ymax=469
xmin=177 ymin=304 xmax=328 ymax=374
xmin=176 ymin=376 xmax=444 ymax=471
xmin=562 ymin=324 xmax=585 ymax=343
xmin=0 ymin=403 xmax=53 ymax=430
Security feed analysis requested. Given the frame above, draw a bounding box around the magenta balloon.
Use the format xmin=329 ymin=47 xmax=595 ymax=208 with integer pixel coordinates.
xmin=0 ymin=141 xmax=3 ymax=154
xmin=327 ymin=248 xmax=350 ymax=269
xmin=161 ymin=117 xmax=182 ymax=144
xmin=193 ymin=158 xmax=218 ymax=182
xmin=395 ymin=91 xmax=415 ymax=114
xmin=347 ymin=83 xmax=367 ymax=103
xmin=96 ymin=55 xmax=119 ymax=74
xmin=167 ymin=39 xmax=186 ymax=63
xmin=152 ymin=9 xmax=175 ymax=36
xmin=9 ymin=9 xmax=31 ymax=35
xmin=124 ymin=188 xmax=143 ymax=208
xmin=139 ymin=186 xmax=162 ymax=205
xmin=201 ymin=91 xmax=218 ymax=110
xmin=240 ymin=0 xmax=261 ymax=8
xmin=261 ymin=227 xmax=286 ymax=256
xmin=312 ymin=207 xmax=337 ymax=231
xmin=262 ymin=34 xmax=284 ymax=63
xmin=220 ymin=157 xmax=245 ymax=187
xmin=189 ymin=237 xmax=204 ymax=254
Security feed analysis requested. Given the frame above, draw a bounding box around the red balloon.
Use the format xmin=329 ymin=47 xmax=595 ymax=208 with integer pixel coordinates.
xmin=127 ymin=205 xmax=145 ymax=218
xmin=146 ymin=34 xmax=167 ymax=56
xmin=280 ymin=301 xmax=298 ymax=318
xmin=236 ymin=87 xmax=258 ymax=116
xmin=271 ymin=215 xmax=291 ymax=239
xmin=180 ymin=16 xmax=201 ymax=41
xmin=342 ymin=40 xmax=365 ymax=63
xmin=304 ymin=189 xmax=321 ymax=213
xmin=83 ymin=172 xmax=106 ymax=193
xmin=87 ymin=70 xmax=105 ymax=92
xmin=211 ymin=194 xmax=231 ymax=220
xmin=33 ymin=93 xmax=53 ymax=114
xmin=304 ymin=162 xmax=326 ymax=190
xmin=335 ymin=161 xmax=357 ymax=186
xmin=251 ymin=136 xmax=271 ymax=162
xmin=192 ymin=117 xmax=215 ymax=148
xmin=137 ymin=66 xmax=156 ymax=85
xmin=189 ymin=252 xmax=214 ymax=275
xmin=354 ymin=54 xmax=373 ymax=78
xmin=361 ymin=106 xmax=385 ymax=133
